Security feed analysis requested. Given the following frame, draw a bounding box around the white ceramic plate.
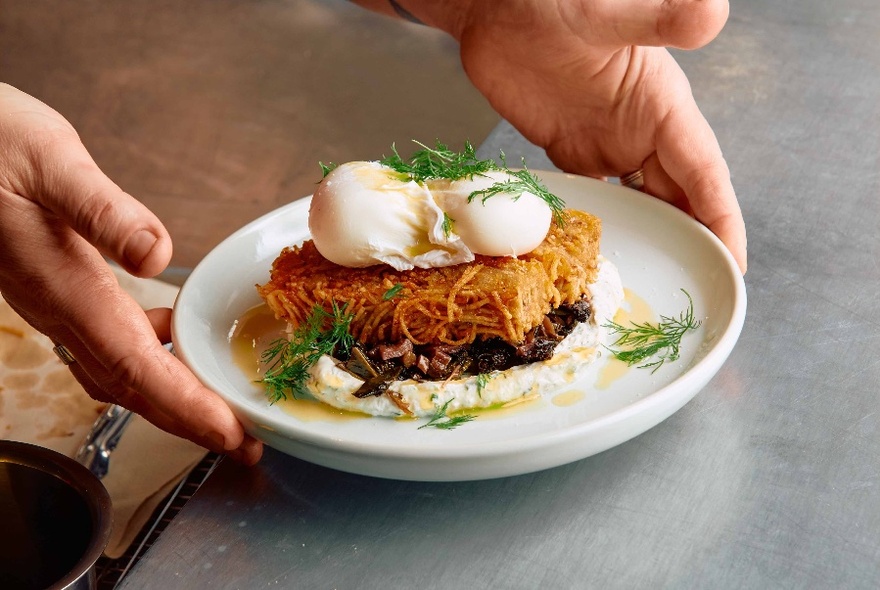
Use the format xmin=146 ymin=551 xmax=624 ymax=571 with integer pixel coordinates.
xmin=172 ymin=172 xmax=746 ymax=481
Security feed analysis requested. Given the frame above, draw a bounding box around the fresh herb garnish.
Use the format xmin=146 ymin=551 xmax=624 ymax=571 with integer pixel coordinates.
xmin=418 ymin=399 xmax=475 ymax=430
xmin=380 ymin=140 xmax=494 ymax=183
xmin=382 ymin=283 xmax=405 ymax=301
xmin=441 ymin=212 xmax=455 ymax=238
xmin=603 ymin=289 xmax=701 ymax=373
xmin=468 ymin=157 xmax=566 ymax=225
xmin=475 ymin=373 xmax=492 ymax=399
xmin=259 ymin=302 xmax=354 ymax=402
xmin=319 ymin=161 xmax=338 ymax=178
xmin=378 ymin=140 xmax=565 ymax=221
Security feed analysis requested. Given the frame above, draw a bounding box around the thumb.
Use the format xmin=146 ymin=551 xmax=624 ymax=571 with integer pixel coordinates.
xmin=1 ymin=84 xmax=172 ymax=278
xmin=655 ymin=101 xmax=747 ymax=273
xmin=28 ymin=136 xmax=172 ymax=277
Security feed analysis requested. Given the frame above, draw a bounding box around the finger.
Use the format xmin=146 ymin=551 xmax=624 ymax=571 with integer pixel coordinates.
xmin=581 ymin=0 xmax=729 ymax=49
xmin=655 ymin=101 xmax=747 ymax=273
xmin=642 ymin=152 xmax=693 ymax=215
xmin=58 ymin=328 xmax=261 ymax=463
xmin=4 ymin=233 xmax=249 ymax=458
xmin=21 ymin=128 xmax=172 ymax=278
xmin=230 ymin=435 xmax=264 ymax=466
xmin=145 ymin=307 xmax=173 ymax=343
xmin=48 ymin=325 xmax=202 ymax=436
xmin=142 ymin=307 xmax=262 ymax=464
xmin=136 ymin=307 xmax=262 ymax=463
xmin=48 ymin=271 xmax=249 ymax=453
xmin=70 ymin=355 xmax=262 ymax=465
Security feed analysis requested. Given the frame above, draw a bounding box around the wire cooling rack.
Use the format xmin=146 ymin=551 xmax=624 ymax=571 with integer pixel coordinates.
xmin=94 ymin=452 xmax=223 ymax=589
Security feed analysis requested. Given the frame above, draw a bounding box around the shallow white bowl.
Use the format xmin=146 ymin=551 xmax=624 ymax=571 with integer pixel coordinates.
xmin=171 ymin=171 xmax=746 ymax=481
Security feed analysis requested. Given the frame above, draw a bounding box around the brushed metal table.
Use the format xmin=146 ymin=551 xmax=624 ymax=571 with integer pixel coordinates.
xmin=118 ymin=1 xmax=880 ymax=588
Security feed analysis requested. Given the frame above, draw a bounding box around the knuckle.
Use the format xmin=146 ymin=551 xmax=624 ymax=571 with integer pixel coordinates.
xmin=73 ymin=190 xmax=123 ymax=245
xmin=109 ymin=353 xmax=146 ymax=390
xmin=23 ymin=125 xmax=81 ymax=178
xmin=109 ymin=349 xmax=201 ymax=415
xmin=108 ymin=350 xmax=158 ymax=395
xmin=688 ymin=160 xmax=728 ymax=195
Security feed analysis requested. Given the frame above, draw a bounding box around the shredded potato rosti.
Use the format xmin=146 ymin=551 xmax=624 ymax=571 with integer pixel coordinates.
xmin=257 ymin=209 xmax=601 ymax=346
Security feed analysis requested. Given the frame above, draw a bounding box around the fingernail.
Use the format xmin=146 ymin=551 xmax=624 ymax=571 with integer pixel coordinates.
xmin=228 ymin=438 xmax=263 ymax=466
xmin=227 ymin=448 xmax=259 ymax=466
xmin=206 ymin=431 xmax=228 ymax=452
xmin=125 ymin=229 xmax=159 ymax=270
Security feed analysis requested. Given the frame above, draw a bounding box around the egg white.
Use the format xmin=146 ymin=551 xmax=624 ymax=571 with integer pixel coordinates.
xmin=308 ymin=161 xmax=473 ymax=271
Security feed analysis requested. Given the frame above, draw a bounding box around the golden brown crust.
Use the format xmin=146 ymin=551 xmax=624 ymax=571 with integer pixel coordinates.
xmin=257 ymin=209 xmax=601 ymax=346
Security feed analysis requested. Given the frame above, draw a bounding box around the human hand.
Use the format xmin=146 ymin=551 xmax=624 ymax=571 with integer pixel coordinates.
xmin=403 ymin=0 xmax=747 ymax=272
xmin=0 ymin=83 xmax=262 ymax=464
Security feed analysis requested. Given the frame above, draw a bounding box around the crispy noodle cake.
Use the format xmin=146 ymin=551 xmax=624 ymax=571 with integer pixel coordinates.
xmin=258 ymin=209 xmax=601 ymax=347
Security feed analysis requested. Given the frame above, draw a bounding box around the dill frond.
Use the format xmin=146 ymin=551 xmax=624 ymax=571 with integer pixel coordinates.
xmin=442 ymin=212 xmax=455 ymax=237
xmin=380 ymin=139 xmax=495 ymax=183
xmin=418 ymin=399 xmax=475 ymax=430
xmin=319 ymin=161 xmax=338 ymax=178
xmin=378 ymin=140 xmax=566 ymax=221
xmin=603 ymin=289 xmax=702 ymax=373
xmin=382 ymin=283 xmax=405 ymax=301
xmin=475 ymin=373 xmax=492 ymax=399
xmin=258 ymin=302 xmax=354 ymax=403
xmin=467 ymin=161 xmax=566 ymax=225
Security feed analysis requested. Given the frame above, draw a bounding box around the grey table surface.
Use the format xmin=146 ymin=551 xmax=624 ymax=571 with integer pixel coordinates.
xmin=119 ymin=2 xmax=880 ymax=589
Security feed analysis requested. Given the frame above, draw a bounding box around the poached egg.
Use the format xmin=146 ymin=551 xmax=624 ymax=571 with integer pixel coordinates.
xmin=308 ymin=161 xmax=553 ymax=270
